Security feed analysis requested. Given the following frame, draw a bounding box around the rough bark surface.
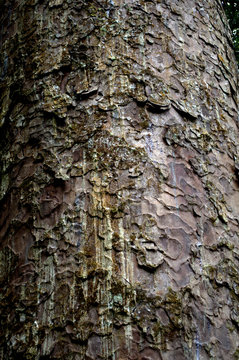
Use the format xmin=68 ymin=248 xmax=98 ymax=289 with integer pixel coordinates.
xmin=0 ymin=0 xmax=239 ymax=359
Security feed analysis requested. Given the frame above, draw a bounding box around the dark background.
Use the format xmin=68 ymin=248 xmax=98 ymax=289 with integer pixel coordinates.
xmin=222 ymin=0 xmax=239 ymax=63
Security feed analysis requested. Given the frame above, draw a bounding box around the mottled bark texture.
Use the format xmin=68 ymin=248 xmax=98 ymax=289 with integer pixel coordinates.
xmin=0 ymin=0 xmax=238 ymax=359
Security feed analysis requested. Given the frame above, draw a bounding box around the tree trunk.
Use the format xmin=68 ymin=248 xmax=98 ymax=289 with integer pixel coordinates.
xmin=0 ymin=0 xmax=238 ymax=359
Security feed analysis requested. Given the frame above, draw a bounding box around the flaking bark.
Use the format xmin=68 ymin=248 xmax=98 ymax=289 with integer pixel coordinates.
xmin=0 ymin=0 xmax=238 ymax=359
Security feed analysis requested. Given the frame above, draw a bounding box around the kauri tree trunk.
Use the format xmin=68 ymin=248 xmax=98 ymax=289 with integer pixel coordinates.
xmin=0 ymin=0 xmax=238 ymax=359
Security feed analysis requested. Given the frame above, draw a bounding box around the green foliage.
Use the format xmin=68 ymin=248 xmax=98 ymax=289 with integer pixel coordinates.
xmin=222 ymin=1 xmax=239 ymax=63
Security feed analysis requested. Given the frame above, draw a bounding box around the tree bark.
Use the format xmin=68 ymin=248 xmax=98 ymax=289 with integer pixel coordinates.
xmin=0 ymin=0 xmax=238 ymax=359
